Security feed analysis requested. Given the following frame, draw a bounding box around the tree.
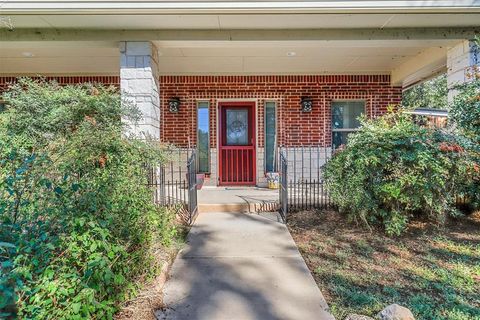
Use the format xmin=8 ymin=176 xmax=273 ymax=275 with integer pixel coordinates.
xmin=402 ymin=73 xmax=448 ymax=109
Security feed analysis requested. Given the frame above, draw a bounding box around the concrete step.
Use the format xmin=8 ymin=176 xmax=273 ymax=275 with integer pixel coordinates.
xmin=198 ymin=202 xmax=279 ymax=214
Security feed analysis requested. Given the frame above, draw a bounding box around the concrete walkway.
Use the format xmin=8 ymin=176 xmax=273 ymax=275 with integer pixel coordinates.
xmin=156 ymin=212 xmax=334 ymax=320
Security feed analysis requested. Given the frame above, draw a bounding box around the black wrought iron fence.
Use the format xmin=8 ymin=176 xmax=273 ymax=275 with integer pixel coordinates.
xmin=279 ymin=152 xmax=288 ymax=222
xmin=186 ymin=150 xmax=199 ymax=225
xmin=279 ymin=145 xmax=334 ymax=218
xmin=146 ymin=147 xmax=198 ymax=225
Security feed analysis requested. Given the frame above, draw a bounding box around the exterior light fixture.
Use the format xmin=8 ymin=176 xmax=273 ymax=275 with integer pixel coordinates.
xmin=286 ymin=51 xmax=297 ymax=57
xmin=300 ymin=97 xmax=313 ymax=112
xmin=168 ymin=97 xmax=181 ymax=113
xmin=21 ymin=52 xmax=34 ymax=57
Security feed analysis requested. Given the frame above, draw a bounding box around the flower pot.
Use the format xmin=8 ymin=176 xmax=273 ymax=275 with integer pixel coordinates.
xmin=266 ymin=172 xmax=280 ymax=189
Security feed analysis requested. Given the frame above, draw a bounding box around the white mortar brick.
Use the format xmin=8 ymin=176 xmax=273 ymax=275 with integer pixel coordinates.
xmin=120 ymin=41 xmax=160 ymax=140
xmin=281 ymin=147 xmax=332 ymax=182
xmin=447 ymin=40 xmax=479 ymax=102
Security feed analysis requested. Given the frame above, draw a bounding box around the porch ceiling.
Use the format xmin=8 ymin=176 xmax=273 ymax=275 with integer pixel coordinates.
xmin=0 ymin=39 xmax=455 ymax=80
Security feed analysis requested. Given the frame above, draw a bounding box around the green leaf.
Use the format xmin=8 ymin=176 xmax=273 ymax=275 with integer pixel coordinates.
xmin=72 ymin=303 xmax=81 ymax=313
xmin=0 ymin=242 xmax=16 ymax=249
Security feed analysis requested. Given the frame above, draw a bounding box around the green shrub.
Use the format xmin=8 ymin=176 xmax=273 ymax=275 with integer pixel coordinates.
xmin=0 ymin=78 xmax=177 ymax=319
xmin=450 ymin=79 xmax=480 ymax=143
xmin=449 ymin=67 xmax=480 ymax=209
xmin=324 ymin=111 xmax=478 ymax=235
xmin=402 ymin=73 xmax=448 ymax=110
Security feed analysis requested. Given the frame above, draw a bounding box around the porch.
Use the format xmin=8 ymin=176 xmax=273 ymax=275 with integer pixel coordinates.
xmin=2 ymin=37 xmax=478 ymax=190
xmin=148 ymin=144 xmax=335 ymax=225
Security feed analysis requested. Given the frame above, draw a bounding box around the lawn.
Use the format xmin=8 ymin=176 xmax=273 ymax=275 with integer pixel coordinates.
xmin=287 ymin=210 xmax=480 ymax=320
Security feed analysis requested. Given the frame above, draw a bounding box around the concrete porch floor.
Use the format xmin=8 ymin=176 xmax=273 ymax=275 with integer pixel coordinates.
xmin=198 ymin=187 xmax=280 ymax=213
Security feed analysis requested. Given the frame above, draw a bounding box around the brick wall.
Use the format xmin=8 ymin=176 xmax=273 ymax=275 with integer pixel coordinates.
xmin=1 ymin=75 xmax=402 ymax=148
xmin=160 ymin=75 xmax=402 ymax=148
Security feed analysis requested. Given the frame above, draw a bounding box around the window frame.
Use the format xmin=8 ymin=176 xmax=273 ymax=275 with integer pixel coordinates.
xmin=196 ymin=100 xmax=210 ymax=174
xmin=264 ymin=100 xmax=278 ymax=173
xmin=331 ymin=99 xmax=366 ymax=147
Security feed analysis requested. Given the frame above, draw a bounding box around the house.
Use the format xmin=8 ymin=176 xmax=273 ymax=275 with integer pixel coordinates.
xmin=405 ymin=108 xmax=449 ymax=128
xmin=1 ymin=1 xmax=479 ymax=187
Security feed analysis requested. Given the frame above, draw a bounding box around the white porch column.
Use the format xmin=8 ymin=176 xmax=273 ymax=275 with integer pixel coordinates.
xmin=447 ymin=40 xmax=480 ymax=102
xmin=120 ymin=41 xmax=160 ymax=139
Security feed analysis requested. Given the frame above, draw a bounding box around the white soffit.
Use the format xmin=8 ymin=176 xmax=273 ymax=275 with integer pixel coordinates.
xmin=0 ymin=39 xmax=455 ymax=76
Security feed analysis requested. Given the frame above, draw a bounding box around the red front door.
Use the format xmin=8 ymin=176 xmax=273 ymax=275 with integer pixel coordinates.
xmin=219 ymin=102 xmax=256 ymax=186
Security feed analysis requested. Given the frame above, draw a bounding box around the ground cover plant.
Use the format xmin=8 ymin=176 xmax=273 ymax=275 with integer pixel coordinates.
xmin=0 ymin=78 xmax=180 ymax=319
xmin=324 ymin=110 xmax=479 ymax=236
xmin=288 ymin=210 xmax=480 ymax=320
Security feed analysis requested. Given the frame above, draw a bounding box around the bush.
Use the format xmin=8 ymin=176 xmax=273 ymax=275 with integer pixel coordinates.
xmin=0 ymin=78 xmax=177 ymax=319
xmin=449 ymin=64 xmax=480 ymax=209
xmin=324 ymin=111 xmax=478 ymax=236
xmin=402 ymin=73 xmax=448 ymax=110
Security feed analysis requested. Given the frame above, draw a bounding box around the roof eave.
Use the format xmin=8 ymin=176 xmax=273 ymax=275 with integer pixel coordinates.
xmin=2 ymin=1 xmax=480 ymax=15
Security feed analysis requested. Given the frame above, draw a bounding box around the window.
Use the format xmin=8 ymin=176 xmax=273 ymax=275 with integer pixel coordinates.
xmin=264 ymin=101 xmax=277 ymax=172
xmin=331 ymin=101 xmax=365 ymax=149
xmin=197 ymin=101 xmax=210 ymax=173
xmin=226 ymin=109 xmax=249 ymax=145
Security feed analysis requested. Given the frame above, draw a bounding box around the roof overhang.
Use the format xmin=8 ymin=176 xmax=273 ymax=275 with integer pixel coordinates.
xmin=1 ymin=2 xmax=479 ymax=84
xmin=2 ymin=1 xmax=480 ymax=14
xmin=2 ymin=28 xmax=478 ymax=42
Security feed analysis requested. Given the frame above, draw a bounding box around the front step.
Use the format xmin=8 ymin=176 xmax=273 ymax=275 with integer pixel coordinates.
xmin=198 ymin=202 xmax=279 ymax=214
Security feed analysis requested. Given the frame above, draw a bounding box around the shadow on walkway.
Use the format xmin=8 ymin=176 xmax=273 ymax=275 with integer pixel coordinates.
xmin=156 ymin=212 xmax=333 ymax=320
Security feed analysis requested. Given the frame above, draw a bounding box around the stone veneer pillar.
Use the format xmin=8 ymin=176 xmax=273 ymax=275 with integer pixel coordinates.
xmin=119 ymin=41 xmax=160 ymax=139
xmin=447 ymin=39 xmax=479 ymax=103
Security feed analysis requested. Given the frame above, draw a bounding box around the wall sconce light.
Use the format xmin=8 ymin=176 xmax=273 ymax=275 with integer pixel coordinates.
xmin=300 ymin=97 xmax=313 ymax=112
xmin=168 ymin=97 xmax=181 ymax=113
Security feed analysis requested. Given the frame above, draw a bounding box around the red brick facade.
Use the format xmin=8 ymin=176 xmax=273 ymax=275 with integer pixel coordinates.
xmin=160 ymin=75 xmax=402 ymax=148
xmin=1 ymin=75 xmax=402 ymax=148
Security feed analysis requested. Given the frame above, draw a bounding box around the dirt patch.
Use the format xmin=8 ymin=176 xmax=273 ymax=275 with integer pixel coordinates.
xmin=288 ymin=210 xmax=480 ymax=320
xmin=114 ymin=248 xmax=177 ymax=320
xmin=115 ymin=223 xmax=189 ymax=320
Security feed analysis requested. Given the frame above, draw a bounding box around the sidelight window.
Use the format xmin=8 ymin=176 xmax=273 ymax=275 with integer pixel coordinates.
xmin=197 ymin=101 xmax=210 ymax=173
xmin=264 ymin=101 xmax=277 ymax=172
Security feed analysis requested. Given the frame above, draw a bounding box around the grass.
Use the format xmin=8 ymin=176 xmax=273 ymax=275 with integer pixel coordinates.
xmin=287 ymin=210 xmax=480 ymax=320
